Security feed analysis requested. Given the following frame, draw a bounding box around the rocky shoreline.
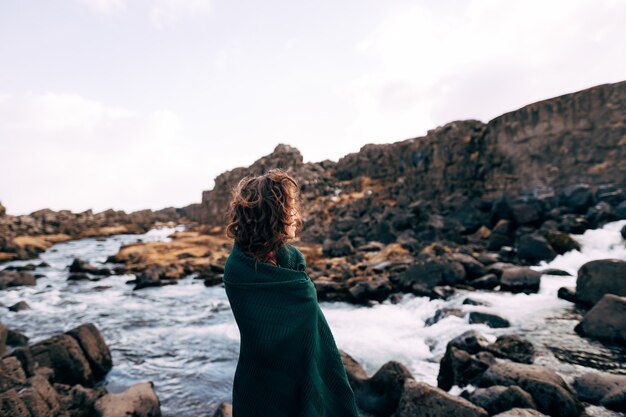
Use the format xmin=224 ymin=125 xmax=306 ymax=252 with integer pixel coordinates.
xmin=1 ymin=80 xmax=625 ymax=416
xmin=0 ymin=322 xmax=161 ymax=417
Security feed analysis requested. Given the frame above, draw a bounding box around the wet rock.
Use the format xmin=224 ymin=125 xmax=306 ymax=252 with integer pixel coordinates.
xmin=492 ymin=408 xmax=549 ymax=417
xmin=575 ymin=293 xmax=626 ymax=344
xmin=0 ymin=271 xmax=36 ymax=290
xmin=9 ymin=301 xmax=30 ymax=312
xmin=463 ymin=298 xmax=490 ymax=306
xmin=500 ymin=267 xmax=541 ymax=293
xmin=448 ymin=330 xmax=492 ymax=354
xmin=212 ymin=402 xmax=232 ymax=417
xmin=469 ymin=274 xmax=500 ymax=290
xmin=469 ymin=312 xmax=511 ymax=328
xmin=479 ymin=361 xmax=583 ymax=417
xmin=486 ymin=335 xmax=535 ymax=364
xmin=576 ymin=259 xmax=626 ymax=306
xmin=560 ymin=184 xmax=594 ymax=213
xmin=538 ymin=268 xmax=571 ymax=276
xmin=348 ymin=277 xmax=392 ymax=303
xmin=94 ymin=381 xmax=161 ymax=417
xmin=425 ymin=308 xmax=465 ymax=326
xmin=517 ymin=234 xmax=556 ymax=264
xmin=621 ymin=224 xmax=626 ymax=239
xmin=340 ymin=350 xmax=413 ymax=417
xmin=392 ymin=379 xmax=488 ymax=417
xmin=69 ymin=258 xmax=112 ymax=276
xmin=391 ymin=259 xmax=446 ymax=296
xmin=30 ymin=334 xmax=94 ymax=385
xmin=615 ymin=200 xmax=626 ymax=220
xmin=438 ymin=346 xmax=494 ymax=390
xmin=465 ymin=385 xmax=537 ymax=415
xmin=541 ymin=231 xmax=581 ymax=255
xmin=66 ymin=323 xmax=113 ymax=380
xmin=322 ymin=236 xmax=355 ymax=257
xmin=449 ymin=253 xmax=487 ymax=279
xmin=7 ymin=328 xmax=29 ymax=347
xmin=573 ymin=371 xmax=626 ymax=413
xmin=68 ymin=272 xmax=96 ymax=281
xmin=556 ymin=287 xmax=577 ymax=303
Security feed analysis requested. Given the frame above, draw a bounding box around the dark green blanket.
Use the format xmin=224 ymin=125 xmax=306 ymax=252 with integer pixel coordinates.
xmin=223 ymin=241 xmax=360 ymax=417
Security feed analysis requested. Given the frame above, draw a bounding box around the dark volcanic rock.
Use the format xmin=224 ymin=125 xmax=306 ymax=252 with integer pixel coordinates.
xmin=479 ymin=361 xmax=584 ymax=417
xmin=517 ymin=234 xmax=556 ymax=264
xmin=575 ymin=259 xmax=626 ymax=306
xmin=392 ymin=379 xmax=488 ymax=417
xmin=0 ymin=271 xmax=36 ymax=290
xmin=340 ymin=350 xmax=413 ymax=417
xmin=469 ymin=312 xmax=511 ymax=328
xmin=465 ymin=385 xmax=537 ymax=415
xmin=573 ymin=371 xmax=626 ymax=413
xmin=500 ymin=267 xmax=542 ymax=293
xmin=575 ymin=293 xmax=626 ymax=344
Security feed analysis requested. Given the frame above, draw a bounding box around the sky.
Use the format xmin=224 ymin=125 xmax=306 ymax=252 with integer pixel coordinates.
xmin=1 ymin=0 xmax=625 ymax=216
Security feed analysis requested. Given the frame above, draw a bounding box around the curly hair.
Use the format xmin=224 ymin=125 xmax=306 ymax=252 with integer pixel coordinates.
xmin=225 ymin=168 xmax=303 ymax=265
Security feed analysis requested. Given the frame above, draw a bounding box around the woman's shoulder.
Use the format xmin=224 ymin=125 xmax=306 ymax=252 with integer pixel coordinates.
xmin=285 ymin=243 xmax=306 ymax=271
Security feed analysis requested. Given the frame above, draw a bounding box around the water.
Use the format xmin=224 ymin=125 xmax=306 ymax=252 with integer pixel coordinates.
xmin=1 ymin=221 xmax=625 ymax=416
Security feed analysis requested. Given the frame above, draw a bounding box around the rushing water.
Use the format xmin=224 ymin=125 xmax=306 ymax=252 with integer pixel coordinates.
xmin=1 ymin=221 xmax=625 ymax=416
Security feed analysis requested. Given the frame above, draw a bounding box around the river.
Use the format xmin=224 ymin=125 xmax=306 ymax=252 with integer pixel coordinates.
xmin=1 ymin=221 xmax=625 ymax=416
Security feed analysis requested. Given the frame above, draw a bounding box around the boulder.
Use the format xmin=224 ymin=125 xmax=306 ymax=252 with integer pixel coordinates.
xmin=340 ymin=350 xmax=413 ymax=417
xmin=438 ymin=346 xmax=494 ymax=390
xmin=425 ymin=308 xmax=465 ymax=326
xmin=576 ymin=259 xmax=626 ymax=305
xmin=66 ymin=323 xmax=113 ymax=379
xmin=574 ymin=293 xmax=626 ymax=344
xmin=541 ymin=231 xmax=581 ymax=255
xmin=30 ymin=334 xmax=94 ymax=385
xmin=9 ymin=301 xmax=30 ymax=312
xmin=479 ymin=361 xmax=583 ymax=417
xmin=469 ymin=312 xmax=511 ymax=328
xmin=500 ymin=267 xmax=541 ymax=293
xmin=486 ymin=335 xmax=535 ymax=364
xmin=391 ymin=379 xmax=488 ymax=417
xmin=94 ymin=381 xmax=161 ymax=417
xmin=469 ymin=274 xmax=500 ymax=290
xmin=322 ymin=236 xmax=355 ymax=257
xmin=560 ymin=184 xmax=594 ymax=213
xmin=69 ymin=258 xmax=112 ymax=276
xmin=516 ymin=234 xmax=556 ymax=264
xmin=0 ymin=271 xmax=36 ymax=290
xmin=466 ymin=385 xmax=537 ymax=415
xmin=573 ymin=371 xmax=626 ymax=413
xmin=449 ymin=254 xmax=487 ymax=279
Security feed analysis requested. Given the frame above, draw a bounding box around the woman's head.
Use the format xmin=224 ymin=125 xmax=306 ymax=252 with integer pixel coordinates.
xmin=225 ymin=168 xmax=303 ymax=262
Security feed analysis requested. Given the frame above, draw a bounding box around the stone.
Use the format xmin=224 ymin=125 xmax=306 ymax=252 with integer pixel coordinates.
xmin=517 ymin=234 xmax=556 ymax=264
xmin=479 ymin=361 xmax=583 ymax=417
xmin=467 ymin=385 xmax=537 ymax=415
xmin=560 ymin=184 xmax=594 ymax=213
xmin=575 ymin=293 xmax=626 ymax=344
xmin=0 ymin=271 xmax=36 ymax=290
xmin=576 ymin=259 xmax=626 ymax=306
xmin=30 ymin=334 xmax=94 ymax=385
xmin=66 ymin=323 xmax=113 ymax=379
xmin=9 ymin=301 xmax=30 ymax=312
xmin=391 ymin=379 xmax=488 ymax=417
xmin=469 ymin=312 xmax=511 ymax=328
xmin=95 ymin=381 xmax=161 ymax=417
xmin=500 ymin=267 xmax=542 ymax=293
xmin=438 ymin=346 xmax=493 ymax=390
xmin=486 ymin=335 xmax=535 ymax=364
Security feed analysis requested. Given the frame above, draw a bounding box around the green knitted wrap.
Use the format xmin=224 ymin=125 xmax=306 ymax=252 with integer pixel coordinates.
xmin=222 ymin=241 xmax=360 ymax=417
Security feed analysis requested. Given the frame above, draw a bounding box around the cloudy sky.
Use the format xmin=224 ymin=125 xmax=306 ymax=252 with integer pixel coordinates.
xmin=1 ymin=0 xmax=624 ymax=215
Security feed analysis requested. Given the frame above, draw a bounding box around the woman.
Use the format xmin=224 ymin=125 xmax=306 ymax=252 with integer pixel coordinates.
xmin=222 ymin=168 xmax=361 ymax=417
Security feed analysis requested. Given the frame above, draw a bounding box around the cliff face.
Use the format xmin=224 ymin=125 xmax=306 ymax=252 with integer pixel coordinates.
xmin=188 ymin=80 xmax=626 ymax=231
xmin=335 ymin=81 xmax=626 ymax=200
